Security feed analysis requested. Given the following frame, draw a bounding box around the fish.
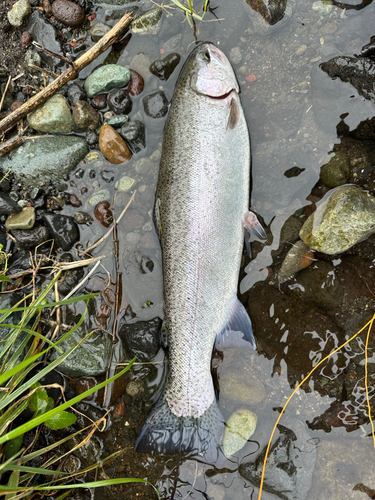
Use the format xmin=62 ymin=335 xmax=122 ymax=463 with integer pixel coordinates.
xmin=135 ymin=42 xmax=266 ymax=460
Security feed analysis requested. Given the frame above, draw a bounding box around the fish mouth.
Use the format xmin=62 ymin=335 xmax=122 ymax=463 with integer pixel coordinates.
xmin=197 ymin=88 xmax=238 ymax=100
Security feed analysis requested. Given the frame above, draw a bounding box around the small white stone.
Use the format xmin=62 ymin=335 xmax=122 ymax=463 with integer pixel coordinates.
xmin=223 ymin=409 xmax=257 ymax=458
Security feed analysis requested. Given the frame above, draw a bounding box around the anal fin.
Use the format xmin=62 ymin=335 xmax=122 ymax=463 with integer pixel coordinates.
xmin=215 ymin=298 xmax=256 ymax=350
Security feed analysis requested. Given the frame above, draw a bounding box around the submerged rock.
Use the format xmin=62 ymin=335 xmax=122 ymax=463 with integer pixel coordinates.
xmin=119 ymin=317 xmax=161 ymax=361
xmin=120 ymin=120 xmax=145 ymax=154
xmin=90 ymin=22 xmax=111 ymax=42
xmin=320 ymin=151 xmax=350 ymax=188
xmin=278 ymin=240 xmax=314 ymax=284
xmin=220 ymin=370 xmax=266 ymax=406
xmin=99 ymin=124 xmax=132 ymax=164
xmin=300 ymin=185 xmax=375 ymax=254
xmin=26 ymin=11 xmax=63 ymax=67
xmin=73 ymin=100 xmax=100 ymax=130
xmin=50 ymin=327 xmax=113 ymax=378
xmin=41 ymin=212 xmax=79 ymax=251
xmin=0 ymin=136 xmax=89 ymax=186
xmin=131 ymin=8 xmax=163 ymax=35
xmin=11 ymin=226 xmax=50 ymax=248
xmin=107 ymin=88 xmax=132 ymax=115
xmin=84 ymin=64 xmax=131 ymax=98
xmin=223 ymin=409 xmax=257 ymax=458
xmin=0 ymin=193 xmax=22 ymax=215
xmin=239 ymin=419 xmax=316 ymax=500
xmin=8 ymin=0 xmax=31 ymax=27
xmin=150 ymin=53 xmax=181 ymax=81
xmin=127 ymin=70 xmax=144 ymax=96
xmin=143 ymin=91 xmax=168 ymax=118
xmin=24 ymin=49 xmax=42 ymax=74
xmin=27 ymin=94 xmax=72 ymax=133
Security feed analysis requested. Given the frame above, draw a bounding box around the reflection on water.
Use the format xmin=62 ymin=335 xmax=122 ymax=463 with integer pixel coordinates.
xmin=54 ymin=0 xmax=375 ymax=498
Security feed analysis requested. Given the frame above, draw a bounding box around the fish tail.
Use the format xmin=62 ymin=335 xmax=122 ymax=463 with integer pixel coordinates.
xmin=135 ymin=394 xmax=224 ymax=462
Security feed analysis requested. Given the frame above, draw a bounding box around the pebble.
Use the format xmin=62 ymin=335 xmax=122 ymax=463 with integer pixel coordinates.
xmin=120 ymin=120 xmax=146 ymax=154
xmin=27 ymin=94 xmax=72 ymax=133
xmin=127 ymin=70 xmax=144 ymax=96
xmin=119 ymin=318 xmax=160 ymax=361
xmin=87 ymin=189 xmax=110 ymax=207
xmin=143 ymin=91 xmax=168 ymax=118
xmin=133 ymin=157 xmax=154 ymax=175
xmin=67 ymin=82 xmax=87 ymax=106
xmin=220 ymin=371 xmax=266 ymax=406
xmin=321 ymin=21 xmax=337 ymax=35
xmin=123 ymin=209 xmax=144 ymax=231
xmin=24 ymin=49 xmax=42 ymax=74
xmin=85 ymin=131 xmax=98 ymax=147
xmin=229 ymin=46 xmax=243 ymax=64
xmin=84 ymin=65 xmax=131 ymax=98
xmin=51 ymin=0 xmax=85 ymax=27
xmin=94 ymin=201 xmax=113 ymax=227
xmin=107 ymin=88 xmax=132 ymax=115
xmin=7 ymin=0 xmax=31 ymax=27
xmin=312 ymin=0 xmax=333 ymax=13
xmin=116 ymin=175 xmax=136 ymax=192
xmin=90 ymin=22 xmax=111 ymax=42
xmin=0 ymin=192 xmax=22 ymax=215
xmin=21 ymin=31 xmax=32 ymax=48
xmin=27 ymin=10 xmax=63 ymax=68
xmin=129 ymin=53 xmax=152 ymax=84
xmin=150 ymin=53 xmax=181 ymax=81
xmin=162 ymin=34 xmax=182 ymax=54
xmin=69 ymin=194 xmax=82 ymax=207
xmin=300 ymin=185 xmax=375 ymax=254
xmin=99 ymin=124 xmax=132 ymax=164
xmin=223 ymin=409 xmax=257 ymax=458
xmin=91 ymin=93 xmax=107 ymax=110
xmin=86 ymin=151 xmax=100 ymax=162
xmin=6 ymin=207 xmax=36 ymax=230
xmin=42 ymin=0 xmax=52 ymax=16
xmin=126 ymin=381 xmax=143 ymax=397
xmin=131 ymin=8 xmax=163 ymax=36
xmin=296 ymin=44 xmax=308 ymax=56
xmin=11 ymin=226 xmax=50 ymax=248
xmin=74 ymin=212 xmax=93 ymax=224
xmin=41 ymin=212 xmax=79 ymax=251
xmin=73 ymin=100 xmax=100 ymax=130
xmin=278 ymin=240 xmax=315 ymax=284
xmin=320 ymin=151 xmax=350 ymax=187
xmin=107 ymin=114 xmax=129 ymax=127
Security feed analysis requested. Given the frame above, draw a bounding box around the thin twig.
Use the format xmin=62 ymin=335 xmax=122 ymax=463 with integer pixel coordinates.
xmin=0 ymin=76 xmax=12 ymax=113
xmin=32 ymin=41 xmax=75 ymax=66
xmin=0 ymin=135 xmax=25 ymax=157
xmin=28 ymin=64 xmax=59 ymax=79
xmin=85 ymin=190 xmax=136 ymax=254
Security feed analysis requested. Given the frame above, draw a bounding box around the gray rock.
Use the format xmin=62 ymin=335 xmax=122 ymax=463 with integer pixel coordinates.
xmin=223 ymin=409 xmax=257 ymax=458
xmin=116 ymin=175 xmax=136 ymax=192
xmin=26 ymin=11 xmax=63 ymax=68
xmin=128 ymin=52 xmax=152 ymax=83
xmin=7 ymin=0 xmax=31 ymax=27
xmin=300 ymin=185 xmax=375 ymax=254
xmin=220 ymin=371 xmax=266 ymax=406
xmin=239 ymin=418 xmax=317 ymax=500
xmin=90 ymin=22 xmax=111 ymax=42
xmin=74 ymin=212 xmax=93 ymax=224
xmin=107 ymin=114 xmax=129 ymax=127
xmin=84 ymin=64 xmax=131 ymax=98
xmin=229 ymin=46 xmax=243 ymax=65
xmin=131 ymin=8 xmax=163 ymax=35
xmin=24 ymin=49 xmax=42 ymax=74
xmin=27 ymin=94 xmax=72 ymax=133
xmin=0 ymin=136 xmax=89 ymax=186
xmin=0 ymin=192 xmax=22 ymax=215
xmin=5 ymin=207 xmax=35 ymax=230
xmin=87 ymin=189 xmax=110 ymax=206
xmin=163 ymin=34 xmax=182 ymax=53
xmin=320 ymin=151 xmax=350 ymax=187
xmin=50 ymin=327 xmax=113 ymax=378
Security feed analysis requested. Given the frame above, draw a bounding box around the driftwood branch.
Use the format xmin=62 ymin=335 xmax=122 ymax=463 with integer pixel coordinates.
xmin=0 ymin=135 xmax=25 ymax=156
xmin=0 ymin=12 xmax=133 ymax=137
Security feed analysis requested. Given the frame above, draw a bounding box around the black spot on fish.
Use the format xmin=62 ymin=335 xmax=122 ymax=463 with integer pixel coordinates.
xmin=227 ymin=97 xmax=239 ymax=130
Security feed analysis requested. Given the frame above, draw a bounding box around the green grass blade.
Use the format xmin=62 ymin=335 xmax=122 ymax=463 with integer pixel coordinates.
xmin=0 ymin=359 xmax=136 ymax=445
xmin=0 ymin=324 xmax=63 ymax=352
xmin=1 ymin=465 xmax=68 ymax=475
xmin=0 ymin=294 xmax=98 ymax=315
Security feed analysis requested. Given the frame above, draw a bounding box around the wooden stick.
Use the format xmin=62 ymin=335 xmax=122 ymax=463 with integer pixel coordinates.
xmin=0 ymin=135 xmax=25 ymax=156
xmin=0 ymin=76 xmax=12 ymax=113
xmin=0 ymin=12 xmax=133 ymax=136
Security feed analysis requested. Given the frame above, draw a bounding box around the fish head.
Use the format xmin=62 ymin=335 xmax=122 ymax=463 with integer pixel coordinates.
xmin=188 ymin=42 xmax=239 ymax=99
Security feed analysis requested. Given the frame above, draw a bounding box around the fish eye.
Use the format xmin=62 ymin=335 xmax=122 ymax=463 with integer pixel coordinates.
xmin=198 ymin=50 xmax=211 ymax=62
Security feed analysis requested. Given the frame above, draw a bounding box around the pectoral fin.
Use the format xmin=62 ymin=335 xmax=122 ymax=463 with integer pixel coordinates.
xmin=243 ymin=211 xmax=267 ymax=257
xmin=215 ymin=298 xmax=256 ymax=350
xmin=227 ymin=97 xmax=240 ymax=130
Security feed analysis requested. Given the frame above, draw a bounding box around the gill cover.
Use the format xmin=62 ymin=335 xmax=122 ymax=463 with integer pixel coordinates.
xmin=190 ymin=43 xmax=239 ymax=98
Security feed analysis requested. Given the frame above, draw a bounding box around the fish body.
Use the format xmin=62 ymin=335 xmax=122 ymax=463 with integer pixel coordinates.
xmin=135 ymin=42 xmax=255 ymax=459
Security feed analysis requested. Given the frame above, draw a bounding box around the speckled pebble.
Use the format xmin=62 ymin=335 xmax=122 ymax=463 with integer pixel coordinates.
xmin=116 ymin=176 xmax=136 ymax=192
xmin=87 ymin=189 xmax=110 ymax=206
xmin=223 ymin=409 xmax=257 ymax=458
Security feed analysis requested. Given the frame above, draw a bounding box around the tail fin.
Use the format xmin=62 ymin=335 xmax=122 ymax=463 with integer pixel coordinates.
xmin=135 ymin=394 xmax=224 ymax=462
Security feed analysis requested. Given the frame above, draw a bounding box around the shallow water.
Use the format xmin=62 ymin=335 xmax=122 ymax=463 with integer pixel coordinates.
xmin=56 ymin=0 xmax=375 ymax=498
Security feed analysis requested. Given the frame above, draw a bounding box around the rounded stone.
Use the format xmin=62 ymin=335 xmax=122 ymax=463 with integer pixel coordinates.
xmin=278 ymin=240 xmax=315 ymax=284
xmin=90 ymin=22 xmax=111 ymax=42
xmin=7 ymin=0 xmax=31 ymax=27
xmin=74 ymin=212 xmax=93 ymax=224
xmin=220 ymin=371 xmax=266 ymax=406
xmin=87 ymin=189 xmax=110 ymax=207
xmin=143 ymin=91 xmax=168 ymax=118
xmin=24 ymin=49 xmax=42 ymax=74
xmin=116 ymin=175 xmax=136 ymax=192
xmin=99 ymin=124 xmax=132 ymax=164
xmin=41 ymin=212 xmax=79 ymax=251
xmin=27 ymin=94 xmax=72 ymax=133
xmin=107 ymin=88 xmax=132 ymax=115
xmin=84 ymin=64 xmax=131 ymax=99
xmin=67 ymin=82 xmax=87 ymax=106
xmin=51 ymin=0 xmax=85 ymax=27
xmin=5 ymin=207 xmax=35 ymax=230
xmin=320 ymin=151 xmax=350 ymax=188
xmin=0 ymin=192 xmax=22 ymax=215
xmin=94 ymin=201 xmax=113 ymax=227
xmin=21 ymin=31 xmax=32 ymax=48
xmin=11 ymin=226 xmax=50 ymax=248
xmin=120 ymin=120 xmax=145 ymax=154
xmin=223 ymin=409 xmax=257 ymax=458
xmin=73 ymin=100 xmax=100 ymax=130
xmin=127 ymin=70 xmax=144 ymax=96
xmin=91 ymin=93 xmax=107 ymax=110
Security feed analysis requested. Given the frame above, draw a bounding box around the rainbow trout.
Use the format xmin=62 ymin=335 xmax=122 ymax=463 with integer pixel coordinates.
xmin=135 ymin=42 xmax=264 ymax=460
